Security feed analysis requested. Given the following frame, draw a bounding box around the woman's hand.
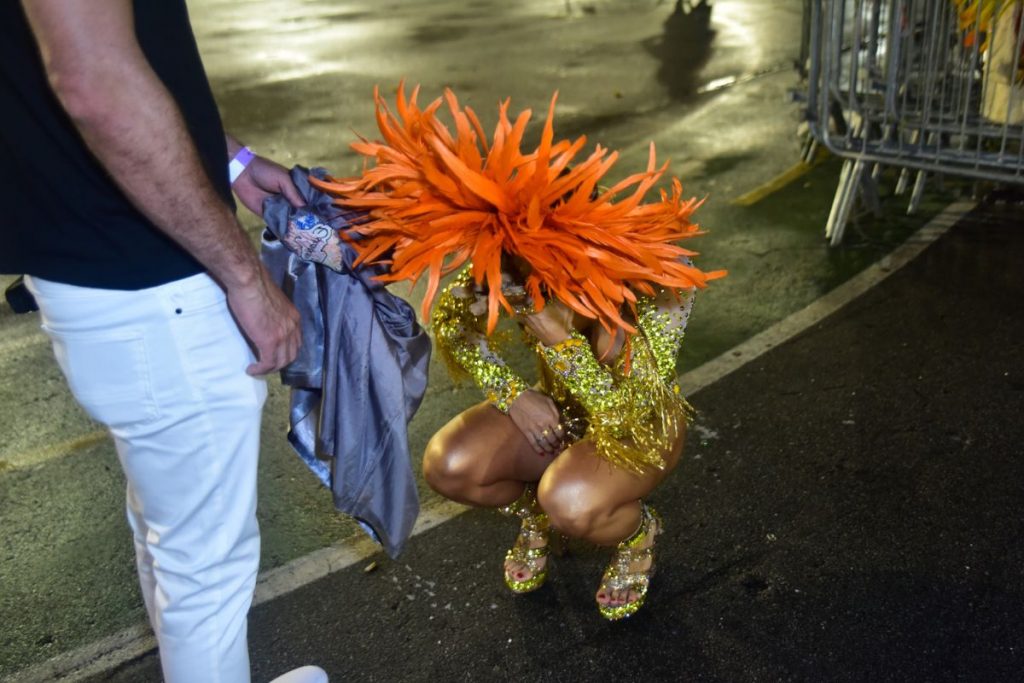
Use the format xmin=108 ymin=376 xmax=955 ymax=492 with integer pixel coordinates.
xmin=518 ymin=299 xmax=575 ymax=347
xmin=508 ymin=390 xmax=565 ymax=456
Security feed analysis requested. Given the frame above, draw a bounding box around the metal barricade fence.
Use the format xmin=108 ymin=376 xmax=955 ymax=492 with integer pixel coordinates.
xmin=806 ymin=0 xmax=1024 ymax=245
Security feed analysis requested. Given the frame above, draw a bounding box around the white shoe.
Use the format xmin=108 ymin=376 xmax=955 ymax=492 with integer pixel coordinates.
xmin=268 ymin=665 xmax=329 ymax=683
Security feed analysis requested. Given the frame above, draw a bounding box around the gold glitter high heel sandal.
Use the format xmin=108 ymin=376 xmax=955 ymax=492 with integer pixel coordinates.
xmin=596 ymin=503 xmax=662 ymax=621
xmin=499 ymin=485 xmax=551 ymax=594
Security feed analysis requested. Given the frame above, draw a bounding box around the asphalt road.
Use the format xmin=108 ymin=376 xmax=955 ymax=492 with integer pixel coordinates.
xmin=0 ymin=0 xmax=966 ymax=679
xmin=95 ymin=203 xmax=1024 ymax=683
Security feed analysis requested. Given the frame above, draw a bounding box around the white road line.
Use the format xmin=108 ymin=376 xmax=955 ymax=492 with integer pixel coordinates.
xmin=4 ymin=201 xmax=974 ymax=683
xmin=5 ymin=500 xmax=470 ymax=683
xmin=678 ymin=201 xmax=976 ymax=394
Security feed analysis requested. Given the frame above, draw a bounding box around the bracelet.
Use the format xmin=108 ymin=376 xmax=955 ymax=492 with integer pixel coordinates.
xmin=228 ymin=146 xmax=255 ymax=184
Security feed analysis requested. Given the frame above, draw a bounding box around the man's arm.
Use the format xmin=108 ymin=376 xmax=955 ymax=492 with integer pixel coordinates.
xmin=22 ymin=0 xmax=299 ymax=375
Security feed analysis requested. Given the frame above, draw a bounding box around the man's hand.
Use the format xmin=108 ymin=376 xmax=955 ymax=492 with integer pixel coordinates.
xmin=233 ymin=154 xmax=304 ymax=217
xmin=508 ymin=390 xmax=565 ymax=456
xmin=226 ymin=266 xmax=301 ymax=375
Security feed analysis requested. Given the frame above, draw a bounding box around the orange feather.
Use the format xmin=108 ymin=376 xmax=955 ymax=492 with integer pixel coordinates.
xmin=311 ymin=84 xmax=726 ymax=334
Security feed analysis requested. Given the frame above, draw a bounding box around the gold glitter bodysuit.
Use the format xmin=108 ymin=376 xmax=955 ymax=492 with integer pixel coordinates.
xmin=433 ymin=268 xmax=697 ymax=473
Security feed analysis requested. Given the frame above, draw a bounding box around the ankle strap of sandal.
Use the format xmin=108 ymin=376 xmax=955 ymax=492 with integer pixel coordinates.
xmin=498 ymin=484 xmax=539 ymax=519
xmin=617 ymin=503 xmax=657 ymax=550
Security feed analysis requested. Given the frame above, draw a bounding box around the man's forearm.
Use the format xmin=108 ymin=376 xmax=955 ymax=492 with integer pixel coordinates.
xmin=23 ymin=0 xmax=261 ymax=290
xmin=69 ymin=73 xmax=261 ymax=289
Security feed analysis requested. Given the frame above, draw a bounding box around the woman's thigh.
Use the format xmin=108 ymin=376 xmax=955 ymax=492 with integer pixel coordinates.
xmin=425 ymin=401 xmax=555 ymax=485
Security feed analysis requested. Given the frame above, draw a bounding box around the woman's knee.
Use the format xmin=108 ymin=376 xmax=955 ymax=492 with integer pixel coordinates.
xmin=537 ymin=478 xmax=608 ymax=539
xmin=422 ymin=435 xmax=476 ymax=495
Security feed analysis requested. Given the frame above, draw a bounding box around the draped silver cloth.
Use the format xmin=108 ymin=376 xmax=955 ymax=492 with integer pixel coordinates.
xmin=261 ymin=167 xmax=431 ymax=558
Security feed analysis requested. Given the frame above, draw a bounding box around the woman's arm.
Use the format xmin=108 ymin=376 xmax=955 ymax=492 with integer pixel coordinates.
xmin=433 ymin=270 xmax=529 ymax=413
xmin=636 ymin=285 xmax=696 ymax=382
xmin=539 ymin=285 xmax=696 ymax=411
xmin=538 ymin=330 xmax=626 ymax=418
xmin=535 ymin=286 xmax=696 ymax=471
xmin=434 ymin=270 xmax=564 ymax=454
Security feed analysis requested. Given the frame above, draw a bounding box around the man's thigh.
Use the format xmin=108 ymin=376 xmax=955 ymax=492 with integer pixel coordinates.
xmin=27 ymin=273 xmax=264 ymax=434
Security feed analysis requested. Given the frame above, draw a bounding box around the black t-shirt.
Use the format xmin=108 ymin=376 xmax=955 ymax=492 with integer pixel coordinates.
xmin=0 ymin=0 xmax=233 ymax=289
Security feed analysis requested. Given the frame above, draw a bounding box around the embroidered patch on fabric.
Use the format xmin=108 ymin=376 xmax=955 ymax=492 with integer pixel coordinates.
xmin=293 ymin=212 xmax=325 ymax=231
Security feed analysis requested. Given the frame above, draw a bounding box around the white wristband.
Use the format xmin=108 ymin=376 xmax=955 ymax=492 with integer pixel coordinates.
xmin=228 ymin=146 xmax=255 ymax=184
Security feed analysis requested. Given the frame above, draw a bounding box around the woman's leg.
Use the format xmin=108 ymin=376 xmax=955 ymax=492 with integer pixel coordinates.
xmin=423 ymin=401 xmax=561 ymax=588
xmin=422 ymin=401 xmax=553 ymax=507
xmin=537 ymin=423 xmax=686 ymax=608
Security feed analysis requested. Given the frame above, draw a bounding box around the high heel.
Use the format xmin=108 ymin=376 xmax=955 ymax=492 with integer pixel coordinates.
xmin=596 ymin=503 xmax=662 ymax=621
xmin=499 ymin=485 xmax=551 ymax=594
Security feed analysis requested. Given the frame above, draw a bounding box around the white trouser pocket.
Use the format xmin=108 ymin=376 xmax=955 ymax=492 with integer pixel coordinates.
xmin=43 ymin=326 xmax=160 ymax=429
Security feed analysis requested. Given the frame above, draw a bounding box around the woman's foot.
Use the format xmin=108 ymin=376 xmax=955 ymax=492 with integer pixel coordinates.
xmin=499 ymin=485 xmax=551 ymax=593
xmin=503 ymin=511 xmax=551 ymax=593
xmin=596 ymin=504 xmax=662 ymax=620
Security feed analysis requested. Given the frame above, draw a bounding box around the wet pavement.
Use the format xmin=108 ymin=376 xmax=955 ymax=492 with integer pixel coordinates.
xmin=91 ymin=202 xmax=1024 ymax=682
xmin=3 ymin=0 xmax=1016 ymax=680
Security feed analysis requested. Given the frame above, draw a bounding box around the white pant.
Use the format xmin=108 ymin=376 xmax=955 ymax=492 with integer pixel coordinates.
xmin=27 ymin=273 xmax=267 ymax=683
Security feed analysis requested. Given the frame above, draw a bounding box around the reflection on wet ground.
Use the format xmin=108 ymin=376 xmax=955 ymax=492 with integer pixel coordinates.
xmin=647 ymin=0 xmax=716 ymax=100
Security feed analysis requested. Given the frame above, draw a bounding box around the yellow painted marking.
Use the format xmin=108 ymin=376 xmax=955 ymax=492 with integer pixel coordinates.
xmin=731 ymin=148 xmax=831 ymax=207
xmin=2 ymin=430 xmax=109 ymax=471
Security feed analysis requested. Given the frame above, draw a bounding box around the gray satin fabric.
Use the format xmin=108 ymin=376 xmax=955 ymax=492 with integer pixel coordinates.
xmin=261 ymin=167 xmax=431 ymax=558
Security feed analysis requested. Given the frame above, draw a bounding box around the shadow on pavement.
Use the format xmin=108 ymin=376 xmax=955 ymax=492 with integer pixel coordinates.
xmin=646 ymin=0 xmax=716 ymax=101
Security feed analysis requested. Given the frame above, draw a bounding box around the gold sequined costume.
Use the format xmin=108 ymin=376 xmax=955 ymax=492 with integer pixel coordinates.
xmin=433 ymin=267 xmax=696 ymax=474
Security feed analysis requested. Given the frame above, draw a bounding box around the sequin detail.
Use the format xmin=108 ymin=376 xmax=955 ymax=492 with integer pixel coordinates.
xmin=434 ymin=270 xmax=695 ymax=471
xmin=433 ymin=269 xmax=527 ymax=413
xmin=500 ymin=486 xmax=551 ymax=594
xmin=637 ymin=288 xmax=694 ymax=382
xmin=597 ymin=503 xmax=662 ymax=621
xmin=539 ymin=323 xmax=692 ymax=474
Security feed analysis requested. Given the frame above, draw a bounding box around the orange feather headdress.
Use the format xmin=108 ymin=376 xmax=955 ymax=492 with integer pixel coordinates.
xmin=311 ymin=84 xmax=726 ymax=335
